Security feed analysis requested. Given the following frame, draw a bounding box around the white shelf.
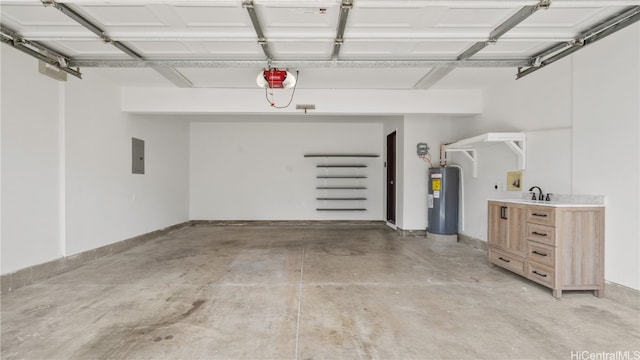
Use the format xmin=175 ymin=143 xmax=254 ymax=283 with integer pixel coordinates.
xmin=444 ymin=132 xmax=526 ymax=178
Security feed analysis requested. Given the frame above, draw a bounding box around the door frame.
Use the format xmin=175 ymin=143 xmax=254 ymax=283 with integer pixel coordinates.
xmin=386 ymin=131 xmax=397 ymax=225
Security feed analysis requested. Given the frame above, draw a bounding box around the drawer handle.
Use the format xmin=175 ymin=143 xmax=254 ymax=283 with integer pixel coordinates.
xmin=532 ymin=231 xmax=547 ymax=237
xmin=532 ymin=270 xmax=548 ymax=278
xmin=532 ymin=213 xmax=548 ymax=217
xmin=498 ymin=257 xmax=511 ymax=263
xmin=532 ymin=250 xmax=548 ymax=257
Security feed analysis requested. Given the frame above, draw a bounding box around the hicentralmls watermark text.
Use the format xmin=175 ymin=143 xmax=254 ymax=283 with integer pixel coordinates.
xmin=571 ymin=350 xmax=640 ymax=360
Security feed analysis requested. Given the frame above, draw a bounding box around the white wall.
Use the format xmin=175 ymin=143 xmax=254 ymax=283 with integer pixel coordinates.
xmin=64 ymin=73 xmax=190 ymax=255
xmin=189 ymin=120 xmax=383 ymax=220
xmin=401 ymin=115 xmax=455 ymax=230
xmin=450 ymin=24 xmax=640 ymax=290
xmin=1 ymin=47 xmax=63 ymax=273
xmin=1 ymin=46 xmax=190 ymax=274
xmin=571 ymin=23 xmax=640 ymax=290
xmin=122 ymin=88 xmax=482 ymax=115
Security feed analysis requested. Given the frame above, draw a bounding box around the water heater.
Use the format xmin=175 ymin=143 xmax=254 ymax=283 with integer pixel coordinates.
xmin=427 ymin=167 xmax=460 ymax=235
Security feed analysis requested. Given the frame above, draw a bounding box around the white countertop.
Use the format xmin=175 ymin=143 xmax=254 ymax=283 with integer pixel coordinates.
xmin=489 ymin=199 xmax=605 ymax=208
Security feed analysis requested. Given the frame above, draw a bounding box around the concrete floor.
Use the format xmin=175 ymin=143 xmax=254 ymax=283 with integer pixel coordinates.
xmin=1 ymin=223 xmax=639 ymax=359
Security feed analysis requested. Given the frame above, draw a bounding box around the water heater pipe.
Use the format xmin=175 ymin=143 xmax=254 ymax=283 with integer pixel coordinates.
xmin=439 ymin=143 xmax=448 ymax=167
xmin=447 ymin=164 xmax=465 ymax=232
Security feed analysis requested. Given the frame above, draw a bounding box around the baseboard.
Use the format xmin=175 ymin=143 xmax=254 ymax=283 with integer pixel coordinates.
xmin=1 ymin=222 xmax=188 ymax=294
xmin=457 ymin=233 xmax=488 ymax=251
xmin=189 ymin=220 xmax=386 ymax=227
xmin=605 ymin=282 xmax=640 ymax=310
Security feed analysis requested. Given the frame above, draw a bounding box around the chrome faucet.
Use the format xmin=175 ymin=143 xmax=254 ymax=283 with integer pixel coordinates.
xmin=529 ymin=186 xmax=543 ymax=201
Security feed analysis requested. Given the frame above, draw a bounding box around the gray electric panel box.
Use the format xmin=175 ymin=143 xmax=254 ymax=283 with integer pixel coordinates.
xmin=132 ymin=138 xmax=145 ymax=174
xmin=417 ymin=142 xmax=429 ymax=156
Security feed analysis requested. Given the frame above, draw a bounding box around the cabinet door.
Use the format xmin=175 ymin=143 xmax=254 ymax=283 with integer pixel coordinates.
xmin=488 ymin=202 xmax=507 ymax=248
xmin=506 ymin=204 xmax=526 ymax=257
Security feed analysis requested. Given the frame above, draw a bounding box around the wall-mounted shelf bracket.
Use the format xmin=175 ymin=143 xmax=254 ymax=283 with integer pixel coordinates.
xmin=444 ymin=132 xmax=526 ymax=178
xmin=445 ymin=148 xmax=478 ymax=177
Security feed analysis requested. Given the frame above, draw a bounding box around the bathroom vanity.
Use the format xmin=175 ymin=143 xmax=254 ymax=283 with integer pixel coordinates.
xmin=488 ymin=200 xmax=605 ymax=298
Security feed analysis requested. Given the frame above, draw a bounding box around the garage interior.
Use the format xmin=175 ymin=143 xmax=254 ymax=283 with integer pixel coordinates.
xmin=1 ymin=0 xmax=639 ymax=359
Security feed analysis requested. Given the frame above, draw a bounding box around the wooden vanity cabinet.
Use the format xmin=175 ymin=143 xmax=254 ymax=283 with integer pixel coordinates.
xmin=488 ymin=201 xmax=604 ymax=299
xmin=487 ymin=201 xmax=526 ymax=276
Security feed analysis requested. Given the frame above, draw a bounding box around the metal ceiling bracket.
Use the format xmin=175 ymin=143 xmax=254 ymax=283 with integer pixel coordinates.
xmin=243 ymin=0 xmax=273 ymax=60
xmin=458 ymin=0 xmax=550 ymax=61
xmin=414 ymin=67 xmax=455 ymax=89
xmin=153 ymin=68 xmax=193 ymax=88
xmin=332 ymin=0 xmax=353 ymax=60
xmin=1 ymin=25 xmax=82 ymax=78
xmin=42 ymin=0 xmax=143 ymax=60
xmin=517 ymin=5 xmax=640 ymax=79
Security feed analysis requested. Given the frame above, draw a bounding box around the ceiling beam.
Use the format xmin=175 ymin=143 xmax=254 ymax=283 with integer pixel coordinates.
xmin=242 ymin=0 xmax=273 ymax=61
xmin=332 ymin=0 xmax=353 ymax=61
xmin=458 ymin=0 xmax=551 ymax=61
xmin=69 ymin=59 xmax=531 ymax=69
xmin=517 ymin=5 xmax=640 ymax=79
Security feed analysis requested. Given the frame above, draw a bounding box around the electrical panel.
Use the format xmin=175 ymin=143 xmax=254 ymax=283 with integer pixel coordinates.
xmin=417 ymin=142 xmax=429 ymax=156
xmin=132 ymin=138 xmax=145 ymax=174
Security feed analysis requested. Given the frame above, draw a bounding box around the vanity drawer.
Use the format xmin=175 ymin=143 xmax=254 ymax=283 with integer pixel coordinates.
xmin=527 ymin=263 xmax=555 ymax=288
xmin=489 ymin=247 xmax=525 ymax=275
xmin=527 ymin=206 xmax=555 ymax=226
xmin=527 ymin=241 xmax=555 ymax=268
xmin=526 ymin=223 xmax=556 ymax=246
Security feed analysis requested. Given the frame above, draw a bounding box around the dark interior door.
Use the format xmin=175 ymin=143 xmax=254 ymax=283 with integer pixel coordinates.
xmin=386 ymin=131 xmax=396 ymax=224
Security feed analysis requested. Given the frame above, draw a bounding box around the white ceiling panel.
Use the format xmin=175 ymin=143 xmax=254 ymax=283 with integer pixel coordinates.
xmin=258 ymin=3 xmax=339 ymax=35
xmin=340 ymin=40 xmax=417 ymax=59
xmin=1 ymin=1 xmax=636 ymax=90
xmin=80 ymin=5 xmax=166 ymax=27
xmin=348 ymin=5 xmax=448 ymax=30
xmin=129 ymin=41 xmax=191 ymax=55
xmin=172 ymin=4 xmax=249 ymax=28
xmin=435 ymin=7 xmax=516 ymax=28
xmin=411 ymin=41 xmax=470 ymax=57
xmin=270 ymin=40 xmax=333 ymax=59
xmin=201 ymin=41 xmax=264 ymax=58
xmin=0 ymin=4 xmax=77 ymax=26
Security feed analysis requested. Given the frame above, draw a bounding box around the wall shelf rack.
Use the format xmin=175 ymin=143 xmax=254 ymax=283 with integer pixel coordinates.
xmin=304 ymin=154 xmax=379 ymax=158
xmin=317 ymin=164 xmax=367 ymax=168
xmin=317 ymin=175 xmax=367 ymax=179
xmin=317 ymin=197 xmax=367 ymax=200
xmin=306 ymin=153 xmax=379 ymax=212
xmin=316 ymin=208 xmax=367 ymax=211
xmin=317 ymin=186 xmax=367 ymax=190
xmin=444 ymin=132 xmax=526 ymax=178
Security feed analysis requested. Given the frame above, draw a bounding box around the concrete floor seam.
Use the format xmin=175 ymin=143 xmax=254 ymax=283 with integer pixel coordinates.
xmin=1 ymin=224 xmax=638 ymax=359
xmin=294 ymin=242 xmax=306 ymax=360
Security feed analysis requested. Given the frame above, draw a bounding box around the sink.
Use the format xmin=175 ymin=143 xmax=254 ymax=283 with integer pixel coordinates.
xmin=494 ymin=199 xmax=601 ymax=208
